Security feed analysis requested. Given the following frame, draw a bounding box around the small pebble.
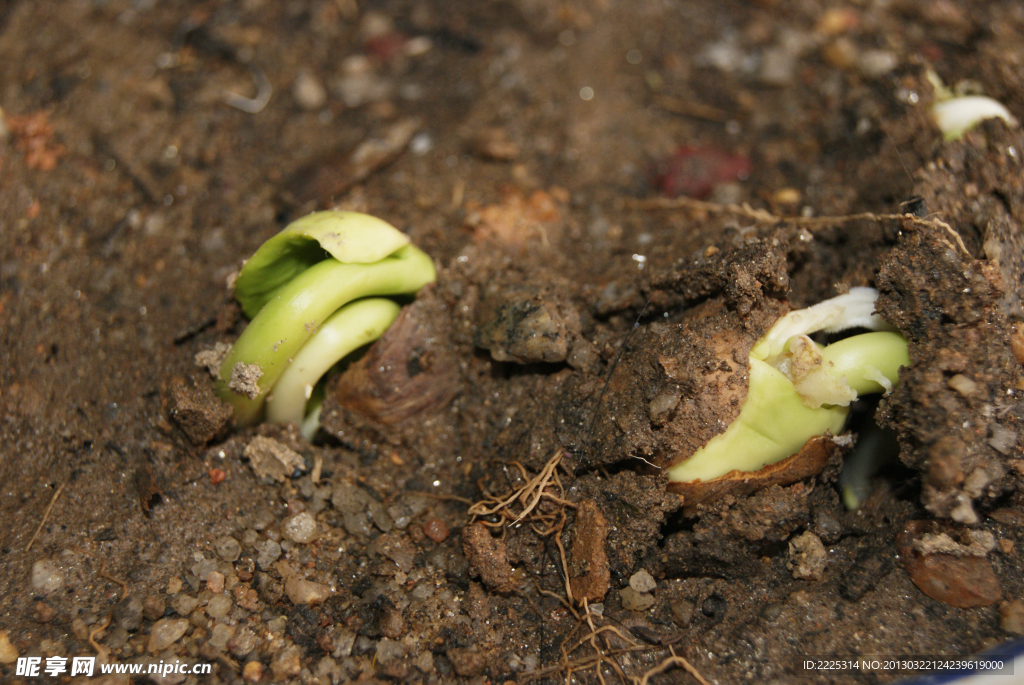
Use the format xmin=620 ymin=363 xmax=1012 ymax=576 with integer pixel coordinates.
xmin=256 ymin=540 xmax=282 ymax=568
xmin=759 ymin=47 xmax=795 ymax=86
xmin=172 ymin=594 xmax=199 ymax=616
xmin=760 ymin=602 xmax=784 ymax=622
xmin=229 ymin=627 xmax=258 ymax=657
xmin=898 ymin=524 xmax=1002 ymax=608
xmin=283 ymin=512 xmax=319 ymax=543
xmin=148 ymin=618 xmax=189 ymax=652
xmin=113 ymin=595 xmax=144 ymax=632
xmin=648 ymin=393 xmax=680 ymax=425
xmin=191 ymin=557 xmax=219 ymax=581
xmin=670 ymin=598 xmax=695 ymax=627
xmin=71 ymin=618 xmax=90 ymax=640
xmin=215 ymin=536 xmax=242 ymax=562
xmin=0 ymin=630 xmax=18 ymax=663
xmin=812 ymin=510 xmax=843 ymax=544
xmin=1000 ymin=600 xmax=1024 ymax=635
xmin=208 ymin=622 xmax=235 ymax=650
xmin=285 ymin=577 xmax=333 ymax=605
xmin=207 ymin=594 xmax=233 ymax=619
xmin=167 ymin=577 xmax=183 ymax=594
xmin=447 ymin=646 xmax=487 ymax=677
xmin=143 ymin=594 xmax=166 ymax=621
xmin=629 ymin=569 xmax=657 ymax=594
xmin=821 ymin=37 xmax=858 ymax=70
xmin=366 ymin=500 xmax=393 ymax=532
xmin=315 ymin=656 xmax=340 ymax=680
xmin=332 ymin=629 xmax=356 ymax=658
xmin=376 ymin=637 xmax=406 ymax=662
xmin=816 ymin=8 xmax=859 ymax=36
xmin=293 ymin=69 xmax=327 ymax=110
xmin=772 ymin=187 xmax=802 ymax=206
xmin=858 ymin=49 xmax=897 ymax=77
xmin=271 ymin=644 xmax=303 ymax=679
xmin=948 ymin=374 xmax=979 ymax=398
xmin=207 ymin=571 xmax=225 ymax=594
xmin=620 ymin=586 xmax=655 ymax=611
xmin=422 ymin=518 xmax=449 ymax=543
xmin=415 ymin=650 xmax=434 ymax=672
xmin=31 ymin=559 xmax=64 ymax=594
xmin=404 ymin=35 xmax=432 ymax=57
xmin=989 ymin=426 xmax=1018 ymax=455
xmin=242 ymin=660 xmax=263 ymax=683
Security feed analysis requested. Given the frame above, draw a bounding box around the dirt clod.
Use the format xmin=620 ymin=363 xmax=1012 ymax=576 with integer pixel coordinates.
xmin=569 ymin=499 xmax=611 ymax=603
xmin=475 ymin=284 xmax=581 ymax=364
xmin=446 ymin=646 xmax=487 ymax=677
xmin=462 ymin=522 xmax=515 ymax=594
xmin=228 ymin=362 xmax=263 ymax=399
xmin=244 ymin=436 xmax=305 ymax=482
xmin=165 ymin=377 xmax=232 ymax=445
xmin=787 ymin=531 xmax=828 ymax=581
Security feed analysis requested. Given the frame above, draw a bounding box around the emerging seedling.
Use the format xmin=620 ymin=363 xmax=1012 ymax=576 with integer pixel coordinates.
xmin=667 ymin=288 xmax=909 ymax=483
xmin=928 ymin=70 xmax=1017 ymax=141
xmin=215 ymin=211 xmax=436 ymax=431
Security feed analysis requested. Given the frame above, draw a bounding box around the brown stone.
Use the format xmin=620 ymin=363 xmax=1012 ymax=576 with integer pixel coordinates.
xmin=897 ymin=522 xmax=1002 ymax=608
xmin=422 ymin=518 xmax=450 ymax=543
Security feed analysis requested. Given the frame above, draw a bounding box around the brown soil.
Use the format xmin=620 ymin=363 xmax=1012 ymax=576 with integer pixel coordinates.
xmin=3 ymin=1 xmax=1024 ymax=684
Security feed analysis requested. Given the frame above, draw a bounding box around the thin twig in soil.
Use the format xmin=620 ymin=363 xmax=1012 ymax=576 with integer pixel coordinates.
xmin=26 ymin=483 xmax=65 ymax=552
xmin=628 ymin=196 xmax=969 ymax=255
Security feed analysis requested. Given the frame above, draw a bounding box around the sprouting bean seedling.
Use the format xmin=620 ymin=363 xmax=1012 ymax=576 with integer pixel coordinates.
xmin=215 ymin=211 xmax=435 ymax=436
xmin=667 ymin=288 xmax=909 ymax=484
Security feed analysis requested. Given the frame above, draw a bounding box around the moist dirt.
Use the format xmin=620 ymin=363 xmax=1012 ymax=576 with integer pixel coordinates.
xmin=3 ymin=1 xmax=1024 ymax=684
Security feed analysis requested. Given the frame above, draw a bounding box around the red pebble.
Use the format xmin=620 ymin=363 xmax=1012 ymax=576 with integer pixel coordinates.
xmin=653 ymin=146 xmax=751 ymax=199
xmin=365 ymin=33 xmax=407 ymax=63
xmin=209 ymin=468 xmax=226 ymax=485
xmin=422 ymin=518 xmax=450 ymax=543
